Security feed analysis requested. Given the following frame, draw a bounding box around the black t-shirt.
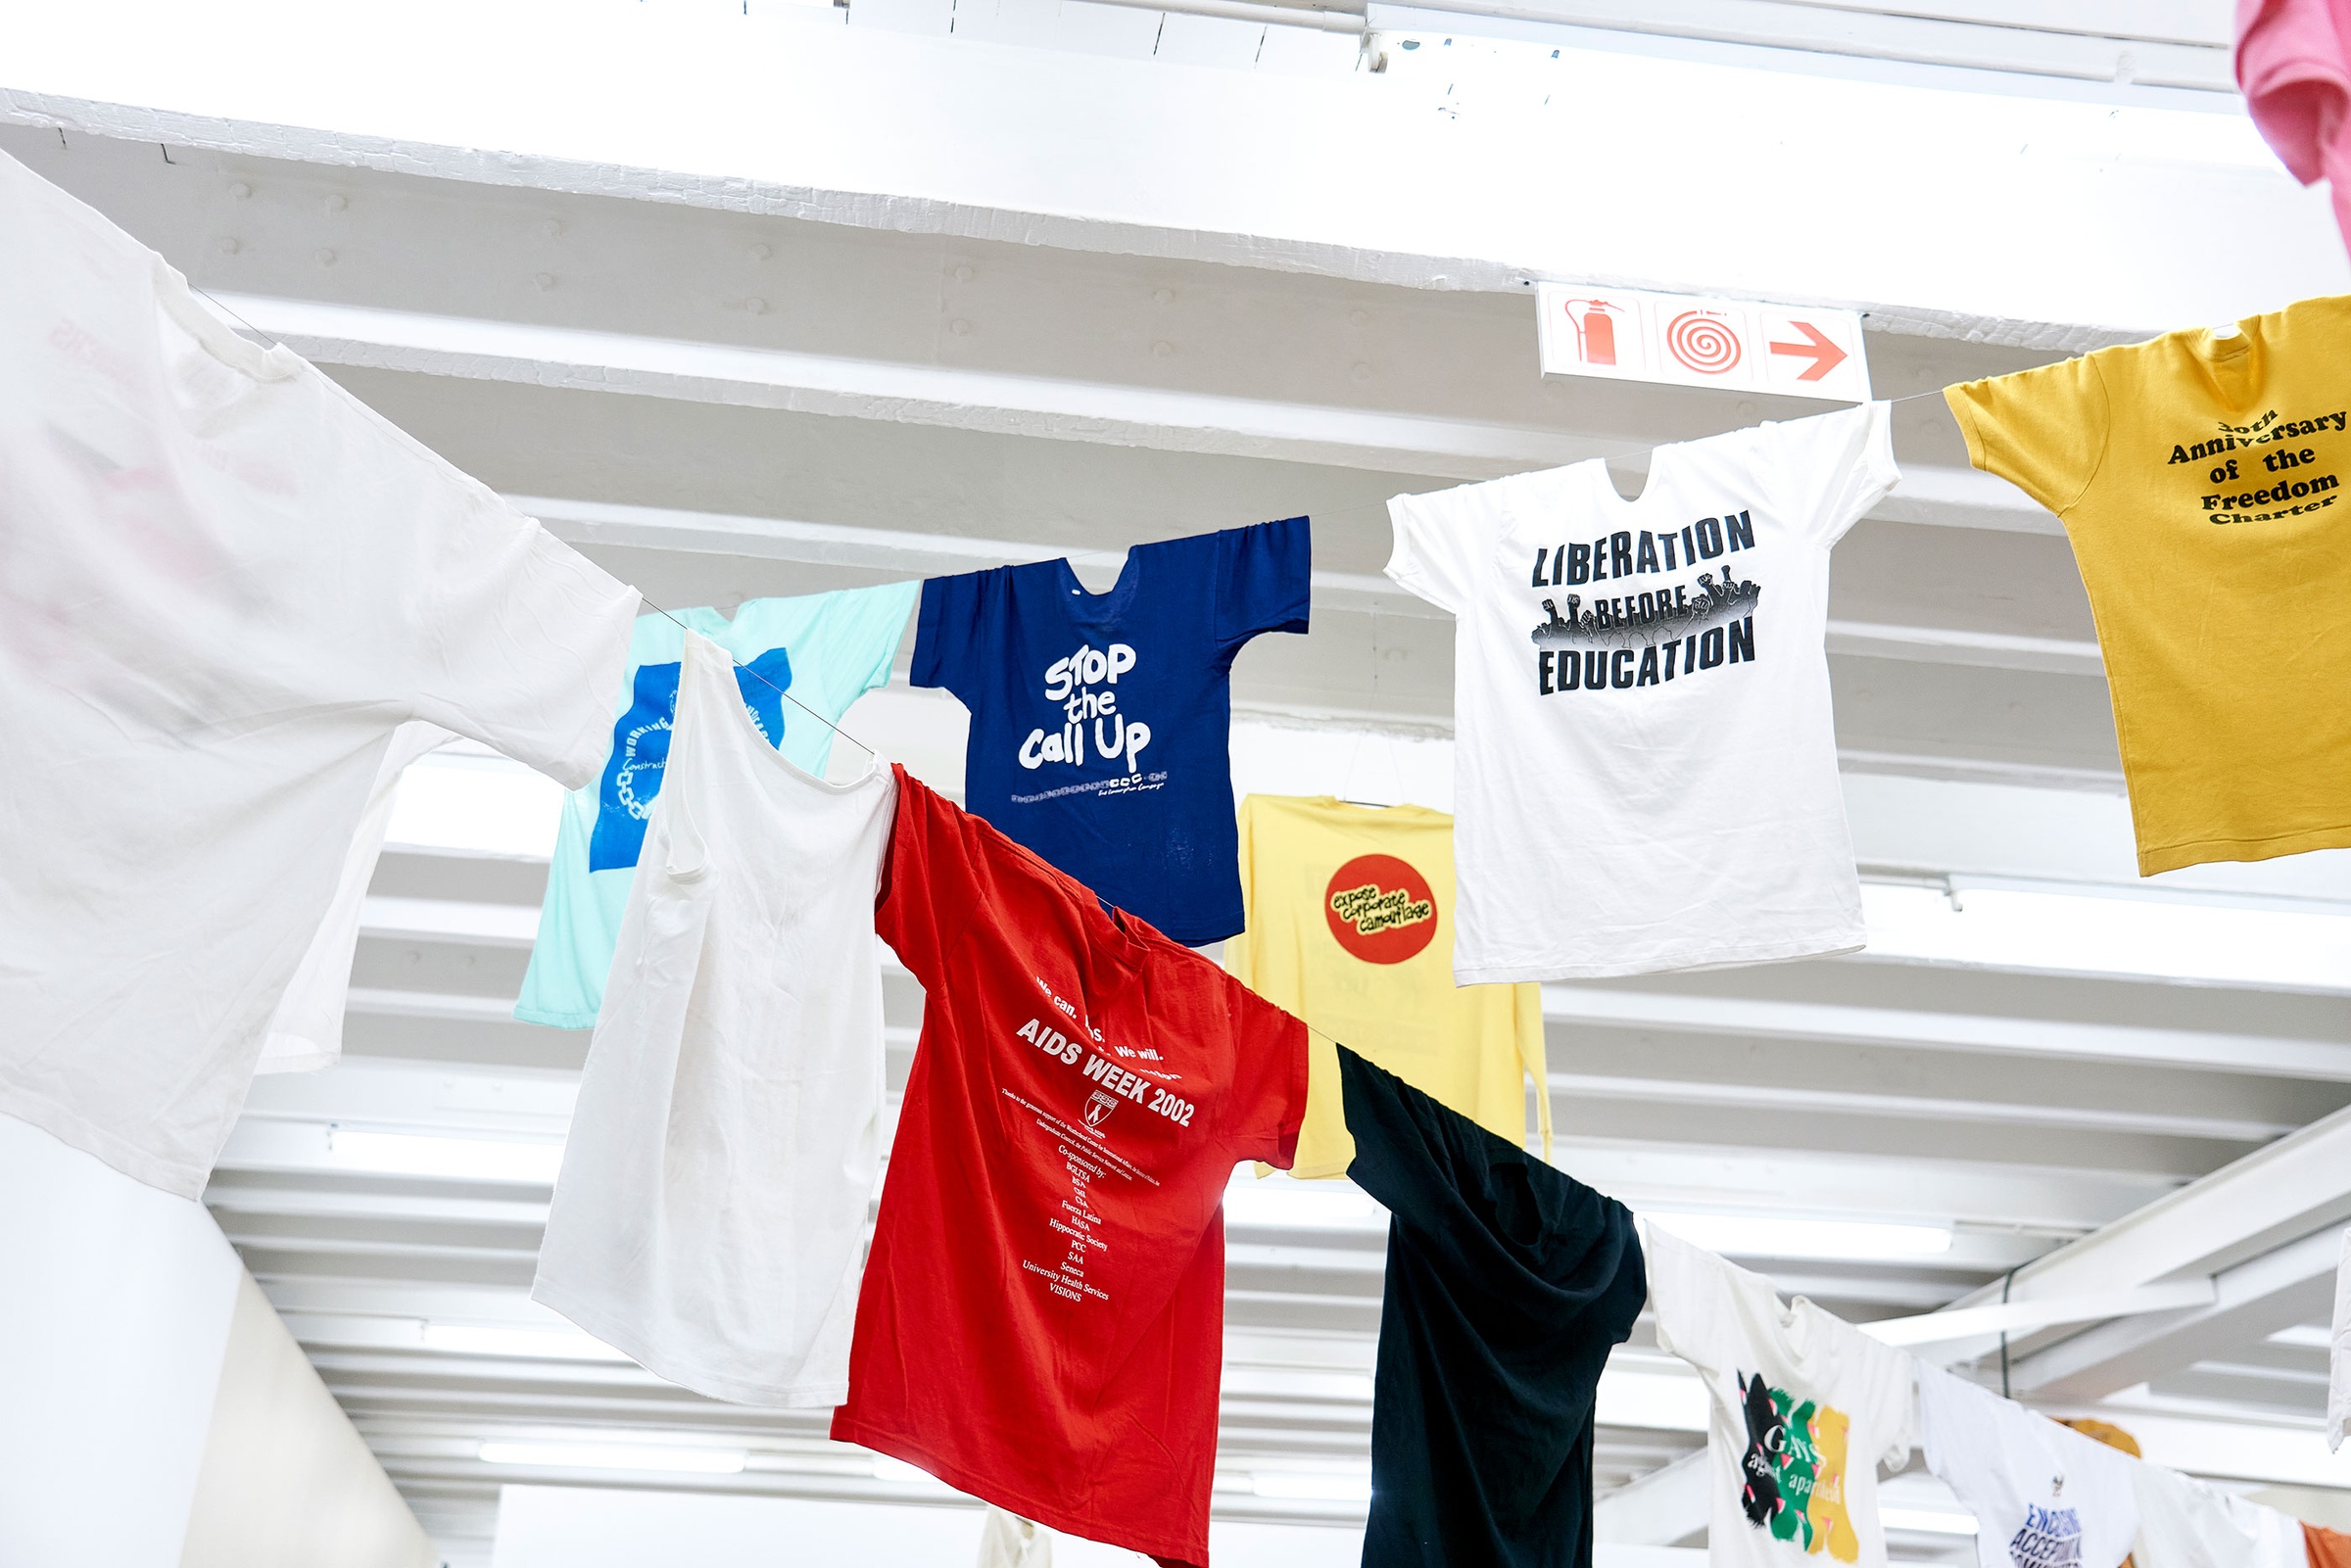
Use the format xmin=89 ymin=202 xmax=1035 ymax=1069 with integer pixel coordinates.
xmin=1338 ymin=1046 xmax=1647 ymax=1568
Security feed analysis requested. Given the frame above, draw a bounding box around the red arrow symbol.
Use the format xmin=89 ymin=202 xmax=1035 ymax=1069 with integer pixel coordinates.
xmin=1768 ymin=320 xmax=1848 ymax=381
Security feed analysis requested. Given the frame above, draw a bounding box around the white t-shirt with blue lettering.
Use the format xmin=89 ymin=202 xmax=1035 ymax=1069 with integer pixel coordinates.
xmin=1919 ymin=1364 xmax=2137 ymax=1568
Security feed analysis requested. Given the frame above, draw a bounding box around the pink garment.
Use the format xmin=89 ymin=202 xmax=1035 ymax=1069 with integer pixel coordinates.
xmin=2238 ymin=0 xmax=2351 ymax=254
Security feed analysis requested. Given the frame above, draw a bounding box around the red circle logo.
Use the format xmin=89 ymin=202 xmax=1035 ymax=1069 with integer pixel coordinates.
xmin=1323 ymin=854 xmax=1438 ymax=965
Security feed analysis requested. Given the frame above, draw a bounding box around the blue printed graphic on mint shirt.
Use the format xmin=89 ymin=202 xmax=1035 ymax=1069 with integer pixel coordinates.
xmin=588 ymin=645 xmax=793 ymax=872
xmin=911 ymin=516 xmax=1309 ymax=944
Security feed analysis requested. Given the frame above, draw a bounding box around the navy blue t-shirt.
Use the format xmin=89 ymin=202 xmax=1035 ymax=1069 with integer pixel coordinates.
xmin=910 ymin=517 xmax=1311 ymax=944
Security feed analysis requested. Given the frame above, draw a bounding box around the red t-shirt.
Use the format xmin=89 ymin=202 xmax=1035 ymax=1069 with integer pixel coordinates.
xmin=833 ymin=769 xmax=1307 ymax=1567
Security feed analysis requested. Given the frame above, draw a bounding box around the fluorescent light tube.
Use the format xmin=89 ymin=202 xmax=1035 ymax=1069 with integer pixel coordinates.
xmin=423 ymin=1323 xmax=628 ymax=1360
xmin=1881 ymin=1507 xmax=1980 ymax=1536
xmin=324 ymin=1127 xmax=564 ymax=1183
xmin=1252 ymin=1470 xmax=1373 ymax=1501
xmin=1223 ymin=1177 xmax=1387 ymax=1231
xmin=477 ymin=1440 xmax=744 ymax=1474
xmin=1644 ymin=1211 xmax=1951 ymax=1261
xmin=2269 ymin=1324 xmax=2332 ymax=1350
xmin=1861 ymin=881 xmax=2351 ymax=992
xmin=872 ymin=1455 xmax=954 ymax=1491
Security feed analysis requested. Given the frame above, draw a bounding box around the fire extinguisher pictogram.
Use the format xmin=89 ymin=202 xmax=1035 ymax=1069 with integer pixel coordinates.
xmin=1563 ymin=299 xmax=1620 ymax=366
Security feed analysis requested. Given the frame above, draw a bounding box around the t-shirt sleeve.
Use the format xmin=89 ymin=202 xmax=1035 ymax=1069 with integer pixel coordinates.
xmin=909 ymin=572 xmax=981 ymax=700
xmin=873 ymin=767 xmax=978 ymax=986
xmin=1384 ymin=485 xmax=1489 ymax=616
xmin=829 ymin=580 xmax=922 ymax=714
xmin=1634 ymin=1217 xmax=1721 ymax=1376
xmin=1943 ymin=354 xmax=2112 ymax=520
xmin=1863 ymin=1332 xmax=1920 ymax=1468
xmin=1225 ymin=797 xmax=1261 ymax=990
xmin=1222 ymin=972 xmax=1310 ymax=1168
xmin=1767 ymin=400 xmax=1901 ymax=547
xmin=1211 ymin=516 xmax=1313 ymax=657
xmin=1912 ymin=1361 xmax=1969 ymax=1485
xmin=410 ymin=507 xmax=642 ymax=790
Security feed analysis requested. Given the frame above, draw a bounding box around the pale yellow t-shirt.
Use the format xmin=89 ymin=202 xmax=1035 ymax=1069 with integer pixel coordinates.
xmin=1946 ymin=296 xmax=2351 ymax=875
xmin=1227 ymin=794 xmax=1549 ymax=1180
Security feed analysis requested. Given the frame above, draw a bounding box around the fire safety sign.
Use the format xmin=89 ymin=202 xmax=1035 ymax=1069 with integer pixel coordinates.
xmin=1534 ymin=282 xmax=1872 ymax=404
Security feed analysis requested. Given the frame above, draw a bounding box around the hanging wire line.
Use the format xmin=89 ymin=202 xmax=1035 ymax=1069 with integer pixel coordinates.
xmin=194 ymin=284 xmax=279 ymax=347
xmin=1301 ymin=385 xmax=1955 ymax=528
xmin=191 ymin=281 xmax=1952 ymax=763
xmin=641 ymin=596 xmax=884 ymax=760
xmin=184 ymin=285 xmax=890 ymax=762
xmin=210 ymin=281 xmax=1936 ymax=1069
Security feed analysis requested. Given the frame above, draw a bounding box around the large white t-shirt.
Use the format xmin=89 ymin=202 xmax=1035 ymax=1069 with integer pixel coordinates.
xmin=255 ymin=721 xmax=456 ymax=1074
xmin=1385 ymin=403 xmax=1896 ymax=981
xmin=533 ymin=632 xmax=896 ymax=1407
xmin=2131 ymin=1463 xmax=2303 ymax=1568
xmin=1642 ymin=1218 xmax=1916 ymax=1568
xmin=1918 ymin=1364 xmax=2137 ymax=1568
xmin=0 ymin=149 xmax=639 ymax=1197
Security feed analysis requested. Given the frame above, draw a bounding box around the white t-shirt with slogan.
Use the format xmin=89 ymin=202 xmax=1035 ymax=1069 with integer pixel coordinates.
xmin=1918 ymin=1364 xmax=2137 ymax=1568
xmin=1642 ymin=1218 xmax=1917 ymax=1568
xmin=1385 ymin=403 xmax=1896 ymax=981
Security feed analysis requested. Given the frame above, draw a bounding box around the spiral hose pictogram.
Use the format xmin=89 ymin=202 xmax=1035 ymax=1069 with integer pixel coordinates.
xmin=1666 ymin=310 xmax=1741 ymax=375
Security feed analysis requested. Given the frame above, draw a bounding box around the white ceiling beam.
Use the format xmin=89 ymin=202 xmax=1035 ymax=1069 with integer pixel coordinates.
xmin=1594 ymin=1548 xmax=1705 ymax=1568
xmin=1903 ymin=1105 xmax=2351 ymax=1396
xmin=358 ymin=895 xmax=539 ymax=949
xmin=1543 ymin=983 xmax=2351 ymax=1081
xmin=520 ymin=494 xmax=2087 ymax=664
xmin=1862 ymin=1278 xmax=2216 ymax=1352
xmin=1099 ymin=0 xmax=1368 ymax=31
xmin=1826 ymin=619 xmax=2097 ymax=676
xmin=516 ymin=493 xmax=1437 ymax=618
xmin=207 ymin=1183 xmax=550 ymax=1230
xmin=200 ymin=297 xmax=2042 ymax=533
xmin=1561 ymin=1139 xmax=2162 ymax=1237
xmin=1547 ymin=1071 xmax=2291 ymax=1146
xmin=346 ymin=987 xmax=529 ymax=1025
xmin=1835 ymin=749 xmax=2123 ymax=794
xmin=1989 ymin=1102 xmax=2351 ymax=1304
xmin=1866 ymin=459 xmax=2062 ymax=536
xmin=258 ymin=1277 xmax=558 ymax=1328
xmin=1593 ymin=1449 xmax=1707 ymax=1545
xmin=216 ymin=293 xmax=1574 ymax=482
xmin=1374 ymin=0 xmax=2231 ymax=90
xmin=2011 ymin=1226 xmax=2344 ymax=1400
xmin=2037 ymin=1405 xmax=2351 ymax=1489
xmin=1843 ymin=773 xmax=2351 ymax=901
xmin=4 ymin=0 xmax=2335 ymax=339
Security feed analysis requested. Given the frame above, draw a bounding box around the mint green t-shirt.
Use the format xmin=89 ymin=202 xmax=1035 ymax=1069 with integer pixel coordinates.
xmin=513 ymin=582 xmax=917 ymax=1028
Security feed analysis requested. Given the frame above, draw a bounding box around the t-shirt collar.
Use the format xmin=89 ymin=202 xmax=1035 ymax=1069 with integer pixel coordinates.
xmin=1581 ymin=440 xmax=1681 ymax=519
xmin=1053 ymin=549 xmax=1145 ymax=624
xmin=2185 ymin=317 xmax=2264 ymax=410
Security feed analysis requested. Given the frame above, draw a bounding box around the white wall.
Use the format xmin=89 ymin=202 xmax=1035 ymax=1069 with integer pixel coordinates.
xmin=0 ymin=1112 xmax=437 ymax=1568
xmin=0 ymin=1114 xmax=244 ymax=1568
xmin=177 ymin=1271 xmax=439 ymax=1568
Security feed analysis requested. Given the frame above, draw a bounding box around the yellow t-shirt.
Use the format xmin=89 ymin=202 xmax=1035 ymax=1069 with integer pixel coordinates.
xmin=1946 ymin=296 xmax=2351 ymax=875
xmin=1227 ymin=794 xmax=1549 ymax=1180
